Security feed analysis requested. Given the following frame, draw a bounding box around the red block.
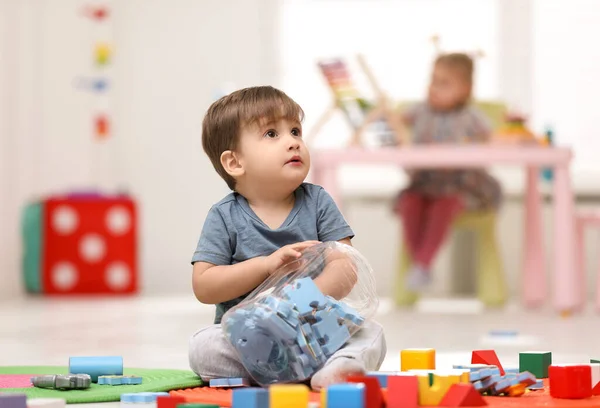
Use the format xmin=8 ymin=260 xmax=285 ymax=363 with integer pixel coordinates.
xmin=42 ymin=195 xmax=138 ymax=295
xmin=471 ymin=350 xmax=505 ymax=376
xmin=439 ymin=383 xmax=487 ymax=407
xmin=593 ymin=381 xmax=600 ymax=396
xmin=347 ymin=375 xmax=384 ymax=408
xmin=549 ymin=365 xmax=592 ymax=399
xmin=387 ymin=375 xmax=418 ymax=408
xmin=156 ymin=395 xmax=186 ymax=408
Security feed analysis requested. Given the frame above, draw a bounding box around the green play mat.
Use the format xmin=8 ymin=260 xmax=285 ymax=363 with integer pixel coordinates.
xmin=0 ymin=366 xmax=203 ymax=404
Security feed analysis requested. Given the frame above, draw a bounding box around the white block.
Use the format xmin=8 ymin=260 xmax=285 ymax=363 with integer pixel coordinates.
xmin=27 ymin=399 xmax=65 ymax=408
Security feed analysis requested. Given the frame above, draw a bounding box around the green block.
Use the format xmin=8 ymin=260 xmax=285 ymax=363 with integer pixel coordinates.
xmin=177 ymin=405 xmax=219 ymax=408
xmin=592 ymin=359 xmax=600 ymax=364
xmin=519 ymin=351 xmax=552 ymax=378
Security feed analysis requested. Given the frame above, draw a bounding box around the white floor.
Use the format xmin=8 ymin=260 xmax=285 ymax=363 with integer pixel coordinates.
xmin=1 ymin=294 xmax=599 ymax=407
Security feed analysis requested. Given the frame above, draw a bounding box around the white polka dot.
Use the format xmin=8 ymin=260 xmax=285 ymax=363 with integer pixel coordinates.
xmin=52 ymin=206 xmax=78 ymax=235
xmin=52 ymin=262 xmax=78 ymax=291
xmin=105 ymin=262 xmax=131 ymax=291
xmin=106 ymin=206 xmax=131 ymax=235
xmin=79 ymin=234 xmax=106 ymax=263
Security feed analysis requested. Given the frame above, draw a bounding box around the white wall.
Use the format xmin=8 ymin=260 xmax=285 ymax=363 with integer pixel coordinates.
xmin=0 ymin=0 xmax=282 ymax=298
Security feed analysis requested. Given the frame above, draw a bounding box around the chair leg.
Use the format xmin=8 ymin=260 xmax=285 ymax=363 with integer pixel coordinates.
xmin=476 ymin=214 xmax=507 ymax=307
xmin=394 ymin=242 xmax=419 ymax=306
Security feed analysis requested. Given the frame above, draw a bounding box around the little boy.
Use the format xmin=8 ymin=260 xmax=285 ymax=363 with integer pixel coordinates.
xmin=189 ymin=86 xmax=386 ymax=390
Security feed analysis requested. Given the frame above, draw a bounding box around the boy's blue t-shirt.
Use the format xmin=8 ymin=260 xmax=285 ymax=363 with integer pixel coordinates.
xmin=191 ymin=182 xmax=354 ymax=324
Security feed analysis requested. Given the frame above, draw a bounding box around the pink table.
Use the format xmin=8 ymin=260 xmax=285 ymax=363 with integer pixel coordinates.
xmin=310 ymin=145 xmax=577 ymax=313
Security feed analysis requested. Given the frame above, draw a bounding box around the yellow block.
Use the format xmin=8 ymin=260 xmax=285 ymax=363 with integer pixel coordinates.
xmin=270 ymin=384 xmax=310 ymax=408
xmin=321 ymin=387 xmax=327 ymax=408
xmin=417 ymin=373 xmax=461 ymax=406
xmin=401 ymin=348 xmax=436 ymax=371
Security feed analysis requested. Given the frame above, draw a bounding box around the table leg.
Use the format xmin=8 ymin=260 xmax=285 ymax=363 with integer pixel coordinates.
xmin=523 ymin=166 xmax=546 ymax=308
xmin=552 ymin=164 xmax=578 ymax=313
xmin=321 ymin=166 xmax=342 ymax=213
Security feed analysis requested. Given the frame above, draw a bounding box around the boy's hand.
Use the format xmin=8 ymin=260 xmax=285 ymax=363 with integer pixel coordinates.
xmin=264 ymin=241 xmax=320 ymax=276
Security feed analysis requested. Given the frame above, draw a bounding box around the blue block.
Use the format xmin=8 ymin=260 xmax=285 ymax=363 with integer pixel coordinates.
xmin=209 ymin=377 xmax=250 ymax=388
xmin=327 ymin=383 xmax=365 ymax=408
xmin=494 ymin=378 xmax=512 ymax=393
xmin=232 ymin=388 xmax=269 ymax=408
xmin=504 ymin=367 xmax=520 ymax=375
xmin=528 ymin=379 xmax=544 ymax=390
xmin=98 ymin=375 xmax=142 ymax=385
xmin=488 ymin=367 xmax=501 ymax=377
xmin=69 ymin=356 xmax=123 ymax=382
xmin=121 ymin=392 xmax=169 ymax=403
xmin=282 ymin=277 xmax=328 ymax=315
xmin=517 ymin=371 xmax=537 ymax=386
xmin=469 ymin=370 xmax=482 ymax=382
xmin=472 ymin=381 xmax=484 ymax=392
xmin=481 ymin=374 xmax=500 ymax=389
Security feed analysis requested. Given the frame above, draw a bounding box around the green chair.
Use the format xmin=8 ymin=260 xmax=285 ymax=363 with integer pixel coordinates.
xmin=395 ymin=210 xmax=507 ymax=307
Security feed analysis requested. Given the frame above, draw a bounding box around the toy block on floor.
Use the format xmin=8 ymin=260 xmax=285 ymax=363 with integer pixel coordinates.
xmin=507 ymin=383 xmax=527 ymax=397
xmin=68 ymin=355 xmax=123 ymax=382
xmin=387 ymin=374 xmax=418 ymax=408
xmin=0 ymin=395 xmax=26 ymax=408
xmin=439 ymin=383 xmax=487 ymax=407
xmin=98 ymin=375 xmax=142 ymax=385
xmin=232 ymin=388 xmax=268 ymax=408
xmin=177 ymin=404 xmax=219 ymax=408
xmin=549 ymin=364 xmax=592 ymax=399
xmin=327 ymin=383 xmax=365 ymax=408
xmin=591 ymin=363 xmax=600 ymax=390
xmin=593 ymin=381 xmax=600 ymax=396
xmin=157 ymin=396 xmax=186 ymax=408
xmin=417 ymin=373 xmax=461 ymax=406
xmin=209 ymin=378 xmax=250 ymax=388
xmin=519 ymin=351 xmax=551 ymax=378
xmin=26 ymin=399 xmax=65 ymax=408
xmin=401 ymin=348 xmax=435 ymax=371
xmin=269 ymin=384 xmax=309 ymax=408
xmin=366 ymin=371 xmax=403 ymax=388
xmin=121 ymin=392 xmax=170 ymax=403
xmin=471 ymin=350 xmax=505 ymax=376
xmin=347 ymin=376 xmax=384 ymax=408
xmin=528 ymin=379 xmax=544 ymax=390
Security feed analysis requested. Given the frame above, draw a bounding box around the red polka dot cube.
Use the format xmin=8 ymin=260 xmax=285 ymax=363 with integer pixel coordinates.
xmin=23 ymin=193 xmax=138 ymax=295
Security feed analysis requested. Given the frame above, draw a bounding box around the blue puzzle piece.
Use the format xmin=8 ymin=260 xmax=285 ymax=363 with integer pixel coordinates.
xmin=98 ymin=375 xmax=142 ymax=385
xmin=321 ymin=325 xmax=351 ymax=357
xmin=232 ymin=388 xmax=269 ymax=408
xmin=209 ymin=377 xmax=250 ymax=388
xmin=282 ymin=277 xmax=328 ymax=315
xmin=312 ymin=308 xmax=351 ymax=357
xmin=517 ymin=371 xmax=537 ymax=386
xmin=121 ymin=392 xmax=169 ymax=403
xmin=308 ymin=338 xmax=325 ymax=366
xmin=327 ymin=383 xmax=365 ymax=408
xmin=328 ymin=297 xmax=365 ymax=326
xmin=528 ymin=379 xmax=544 ymax=390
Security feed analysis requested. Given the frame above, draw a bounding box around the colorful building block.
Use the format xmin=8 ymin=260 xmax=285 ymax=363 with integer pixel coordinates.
xmin=387 ymin=374 xmax=418 ymax=408
xmin=121 ymin=392 xmax=170 ymax=403
xmin=269 ymin=384 xmax=309 ymax=408
xmin=209 ymin=378 xmax=250 ymax=388
xmin=26 ymin=399 xmax=66 ymax=408
xmin=69 ymin=356 xmax=123 ymax=382
xmin=417 ymin=373 xmax=461 ymax=406
xmin=232 ymin=388 xmax=268 ymax=408
xmin=591 ymin=363 xmax=600 ymax=389
xmin=347 ymin=376 xmax=383 ymax=408
xmin=593 ymin=381 xmax=600 ymax=396
xmin=507 ymin=383 xmax=526 ymax=397
xmin=327 ymin=383 xmax=365 ymax=408
xmin=519 ymin=351 xmax=551 ymax=378
xmin=366 ymin=371 xmax=403 ymax=388
xmin=97 ymin=375 xmax=142 ymax=385
xmin=549 ymin=364 xmax=592 ymax=399
xmin=156 ymin=395 xmax=186 ymax=408
xmin=503 ymin=367 xmax=520 ymax=375
xmin=528 ymin=379 xmax=544 ymax=390
xmin=0 ymin=394 xmax=26 ymax=408
xmin=439 ymin=383 xmax=487 ymax=407
xmin=471 ymin=350 xmax=505 ymax=376
xmin=401 ymin=348 xmax=435 ymax=372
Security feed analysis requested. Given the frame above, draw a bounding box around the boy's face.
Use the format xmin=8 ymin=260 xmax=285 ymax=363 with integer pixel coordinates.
xmin=427 ymin=63 xmax=471 ymax=111
xmin=236 ymin=118 xmax=310 ymax=191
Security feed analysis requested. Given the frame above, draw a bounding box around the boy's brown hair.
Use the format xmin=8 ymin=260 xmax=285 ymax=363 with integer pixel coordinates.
xmin=202 ymin=86 xmax=305 ymax=190
xmin=435 ymin=52 xmax=474 ymax=84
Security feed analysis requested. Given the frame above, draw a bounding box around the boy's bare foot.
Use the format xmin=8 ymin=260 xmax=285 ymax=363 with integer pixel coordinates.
xmin=310 ymin=357 xmax=366 ymax=391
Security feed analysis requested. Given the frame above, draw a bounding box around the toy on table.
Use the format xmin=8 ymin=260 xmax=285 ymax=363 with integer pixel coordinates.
xmin=222 ymin=242 xmax=378 ymax=386
xmin=306 ymin=54 xmax=408 ymax=148
xmin=30 ymin=374 xmax=91 ymax=390
xmin=492 ymin=112 xmax=541 ymax=144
